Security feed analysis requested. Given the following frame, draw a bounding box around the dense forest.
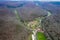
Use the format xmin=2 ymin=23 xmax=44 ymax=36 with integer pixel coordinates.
xmin=0 ymin=1 xmax=60 ymax=40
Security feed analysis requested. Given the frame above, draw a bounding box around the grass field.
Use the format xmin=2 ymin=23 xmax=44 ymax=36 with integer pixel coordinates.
xmin=36 ymin=32 xmax=47 ymax=40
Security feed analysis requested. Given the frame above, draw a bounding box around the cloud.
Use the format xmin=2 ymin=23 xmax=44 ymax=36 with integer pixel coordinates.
xmin=0 ymin=0 xmax=60 ymax=1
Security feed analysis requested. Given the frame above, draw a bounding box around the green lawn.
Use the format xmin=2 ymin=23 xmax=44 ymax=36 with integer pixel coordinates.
xmin=36 ymin=32 xmax=47 ymax=40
